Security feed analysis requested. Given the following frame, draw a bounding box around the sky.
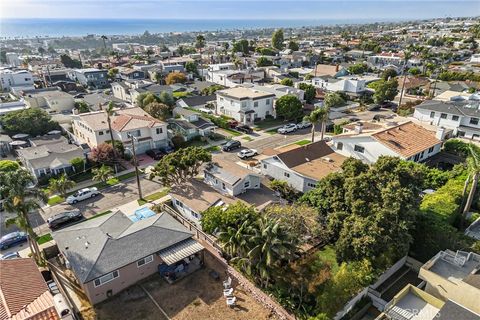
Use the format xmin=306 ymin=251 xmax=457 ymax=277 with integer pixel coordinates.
xmin=1 ymin=0 xmax=479 ymax=20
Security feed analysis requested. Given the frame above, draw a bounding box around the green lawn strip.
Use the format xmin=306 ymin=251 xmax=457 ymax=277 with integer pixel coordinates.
xmin=37 ymin=233 xmax=53 ymax=245
xmin=242 ymin=136 xmax=254 ymax=142
xmin=137 ymin=188 xmax=170 ymax=205
xmin=317 ymin=245 xmax=339 ymax=273
xmin=47 ymin=195 xmax=65 ymax=206
xmin=222 ymin=128 xmax=242 ymax=137
xmin=295 ymin=139 xmax=311 ymax=146
xmin=254 ymin=118 xmax=285 ymax=130
xmin=205 ymin=146 xmax=221 ymax=152
xmin=265 ymin=128 xmax=278 ymax=135
xmin=88 ymin=210 xmax=113 ymax=220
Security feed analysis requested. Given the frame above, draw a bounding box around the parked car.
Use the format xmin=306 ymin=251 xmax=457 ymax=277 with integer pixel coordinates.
xmin=296 ymin=121 xmax=312 ymax=129
xmin=277 ymin=123 xmax=297 ymax=134
xmin=66 ymin=187 xmax=100 ymax=204
xmin=47 ymin=210 xmax=83 ymax=230
xmin=0 ymin=232 xmax=27 ymax=250
xmin=236 ymin=125 xmax=253 ymax=134
xmin=0 ymin=252 xmax=20 ymax=260
xmin=237 ymin=149 xmax=258 ymax=159
xmin=146 ymin=149 xmax=165 ymax=160
xmin=47 ymin=280 xmax=60 ymax=295
xmin=222 ymin=140 xmax=242 ymax=151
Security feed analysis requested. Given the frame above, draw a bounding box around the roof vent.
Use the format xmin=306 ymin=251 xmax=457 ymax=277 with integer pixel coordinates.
xmin=85 ymin=241 xmax=90 ymax=249
xmin=323 ymin=157 xmax=333 ymax=162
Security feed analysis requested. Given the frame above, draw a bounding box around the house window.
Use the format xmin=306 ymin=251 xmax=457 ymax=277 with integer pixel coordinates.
xmin=263 ymin=164 xmax=267 ymax=169
xmin=470 ymin=117 xmax=479 ymax=125
xmin=266 ymin=99 xmax=271 ymax=105
xmin=354 ymin=145 xmax=364 ymax=153
xmin=175 ymin=199 xmax=183 ymax=208
xmin=414 ymin=154 xmax=420 ymax=162
xmin=284 ymin=172 xmax=290 ymax=178
xmin=440 ymin=113 xmax=447 ymax=119
xmin=307 ymin=182 xmax=316 ymax=188
xmin=99 ymin=131 xmax=104 ymax=136
xmin=137 ymin=255 xmax=153 ymax=267
xmin=241 ymin=101 xmax=247 ymax=108
xmin=244 ymin=181 xmax=250 ymax=188
xmin=428 ymin=146 xmax=434 ymax=153
xmin=192 ymin=212 xmax=199 ymax=218
xmin=452 ymin=115 xmax=459 ymax=121
xmin=254 ymin=101 xmax=259 ymax=108
xmin=429 ymin=112 xmax=435 ymax=118
xmin=93 ymin=270 xmax=119 ymax=287
xmin=336 ymin=142 xmax=343 ymax=150
xmin=222 ymin=183 xmax=226 ymax=190
xmin=156 ymin=128 xmax=163 ymax=134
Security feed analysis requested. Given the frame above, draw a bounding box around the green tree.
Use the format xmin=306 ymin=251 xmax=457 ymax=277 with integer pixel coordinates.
xmin=381 ymin=68 xmax=398 ymax=80
xmin=462 ymin=145 xmax=480 ymax=226
xmin=60 ymin=54 xmax=82 ymax=68
xmin=38 ymin=47 xmax=46 ymax=56
xmin=107 ymin=68 xmax=119 ymax=80
xmin=347 ymin=63 xmax=367 ymax=75
xmin=202 ymin=201 xmax=258 ymax=234
xmin=305 ymin=106 xmax=329 ymax=142
xmin=185 ymin=61 xmax=198 ymax=75
xmin=70 ymin=157 xmax=85 ymax=173
xmin=74 ymin=101 xmax=90 ymax=113
xmin=92 ymin=165 xmax=114 ymax=184
xmin=48 ymin=174 xmax=76 ymax=198
xmin=298 ymin=83 xmax=316 ymax=104
xmin=144 ymin=102 xmax=171 ymax=120
xmin=269 ymin=179 xmax=300 ymax=202
xmin=0 ymin=160 xmax=20 ymax=172
xmin=408 ymin=67 xmax=421 ymax=76
xmin=165 ymin=72 xmax=187 ymax=85
xmin=288 ymin=40 xmax=299 ymax=51
xmin=195 ymin=34 xmax=206 ymax=49
xmin=1 ymin=169 xmax=47 ymax=264
xmin=281 ymin=78 xmax=294 ymax=87
xmin=256 ymin=56 xmax=273 ymax=67
xmin=201 ymin=85 xmax=224 ymax=96
xmin=373 ymin=79 xmax=399 ymax=104
xmin=149 ymin=147 xmax=211 ymax=186
xmin=0 ymin=108 xmax=60 ymax=136
xmin=272 ymin=29 xmax=285 ymax=50
xmin=275 ymin=95 xmax=303 ymax=121
xmin=159 ymin=91 xmax=175 ymax=107
xmin=232 ymin=39 xmax=250 ymax=54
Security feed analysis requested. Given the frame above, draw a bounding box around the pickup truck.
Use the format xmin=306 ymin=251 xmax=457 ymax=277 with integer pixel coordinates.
xmin=66 ymin=187 xmax=100 ymax=204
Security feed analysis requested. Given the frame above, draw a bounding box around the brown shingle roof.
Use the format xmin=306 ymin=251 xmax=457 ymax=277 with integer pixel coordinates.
xmin=277 ymin=140 xmax=339 ymax=168
xmin=372 ymin=121 xmax=441 ymax=158
xmin=0 ymin=258 xmax=58 ymax=320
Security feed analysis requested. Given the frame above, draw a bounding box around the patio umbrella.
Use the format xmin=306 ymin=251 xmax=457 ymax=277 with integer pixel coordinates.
xmin=12 ymin=133 xmax=29 ymax=140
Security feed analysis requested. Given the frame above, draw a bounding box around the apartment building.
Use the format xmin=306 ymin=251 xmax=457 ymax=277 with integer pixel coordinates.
xmin=0 ymin=68 xmax=34 ymax=91
xmin=68 ymin=68 xmax=108 ymax=89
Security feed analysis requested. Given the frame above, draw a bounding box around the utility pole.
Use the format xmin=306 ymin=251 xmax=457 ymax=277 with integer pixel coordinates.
xmin=128 ymin=134 xmax=143 ymax=200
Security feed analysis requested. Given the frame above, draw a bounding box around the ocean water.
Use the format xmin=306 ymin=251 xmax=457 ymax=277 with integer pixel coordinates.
xmin=0 ymin=18 xmax=396 ymax=38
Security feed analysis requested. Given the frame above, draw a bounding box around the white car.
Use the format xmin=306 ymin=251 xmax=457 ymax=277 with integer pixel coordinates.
xmin=237 ymin=149 xmax=258 ymax=159
xmin=296 ymin=121 xmax=312 ymax=129
xmin=66 ymin=187 xmax=100 ymax=204
xmin=277 ymin=124 xmax=297 ymax=134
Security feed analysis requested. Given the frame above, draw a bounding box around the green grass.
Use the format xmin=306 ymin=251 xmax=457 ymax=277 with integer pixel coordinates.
xmin=107 ymin=177 xmax=120 ymax=185
xmin=37 ymin=233 xmax=53 ymax=245
xmin=222 ymin=128 xmax=242 ymax=137
xmin=317 ymin=245 xmax=339 ymax=273
xmin=48 ymin=195 xmax=64 ymax=206
xmin=265 ymin=128 xmax=278 ymax=135
xmin=205 ymin=145 xmax=221 ymax=152
xmin=294 ymin=139 xmax=311 ymax=146
xmin=254 ymin=118 xmax=285 ymax=130
xmin=137 ymin=188 xmax=170 ymax=205
xmin=173 ymin=91 xmax=191 ymax=99
xmin=242 ymin=136 xmax=254 ymax=142
xmin=88 ymin=210 xmax=112 ymax=220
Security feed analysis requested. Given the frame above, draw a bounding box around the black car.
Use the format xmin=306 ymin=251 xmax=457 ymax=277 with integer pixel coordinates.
xmin=47 ymin=210 xmax=83 ymax=230
xmin=146 ymin=149 xmax=165 ymax=160
xmin=236 ymin=125 xmax=253 ymax=134
xmin=222 ymin=140 xmax=242 ymax=151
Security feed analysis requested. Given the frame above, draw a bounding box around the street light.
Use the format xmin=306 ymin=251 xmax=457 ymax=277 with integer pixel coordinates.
xmin=127 ymin=133 xmax=143 ymax=200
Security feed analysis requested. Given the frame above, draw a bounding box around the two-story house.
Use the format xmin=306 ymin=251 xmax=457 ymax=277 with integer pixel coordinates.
xmin=331 ymin=121 xmax=443 ymax=164
xmin=23 ymin=88 xmax=75 ymax=113
xmin=68 ymin=68 xmax=109 ymax=89
xmin=204 ymin=158 xmax=261 ymax=196
xmin=206 ymin=69 xmax=265 ymax=88
xmin=168 ymin=107 xmax=216 ymax=141
xmin=413 ymin=100 xmax=480 ymax=140
xmin=261 ymin=140 xmax=346 ymax=193
xmin=0 ymin=68 xmax=34 ymax=91
xmin=117 ymin=67 xmax=146 ymax=81
xmin=216 ymin=87 xmax=276 ymax=124
xmin=71 ymin=107 xmax=168 ymax=154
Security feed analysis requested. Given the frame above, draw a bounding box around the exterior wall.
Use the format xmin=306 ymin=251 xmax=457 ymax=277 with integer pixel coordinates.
xmin=216 ymin=94 xmax=274 ymax=124
xmin=83 ymin=254 xmax=163 ymax=304
xmin=414 ymin=108 xmax=480 ymax=140
xmin=331 ymin=136 xmax=399 ymax=164
xmin=71 ymin=70 xmax=108 ymax=89
xmin=25 ymin=94 xmax=75 ymax=113
xmin=111 ymin=83 xmax=131 ymax=102
xmin=171 ymin=196 xmax=202 ymax=224
xmin=204 ymin=173 xmax=261 ymax=196
xmin=405 ymin=143 xmax=442 ymax=162
xmin=0 ymin=70 xmax=34 ymax=91
xmin=260 ymin=157 xmax=317 ymax=193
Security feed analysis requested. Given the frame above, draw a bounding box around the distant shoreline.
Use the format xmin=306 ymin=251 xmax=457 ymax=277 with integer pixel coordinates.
xmin=1 ymin=17 xmax=415 ymax=38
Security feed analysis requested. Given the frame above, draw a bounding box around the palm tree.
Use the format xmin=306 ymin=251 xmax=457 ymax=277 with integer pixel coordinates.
xmin=397 ymin=50 xmax=412 ymax=109
xmin=461 ymin=144 xmax=480 ymax=227
xmin=305 ymin=106 xmax=329 ymax=143
xmin=92 ymin=165 xmax=114 ymax=184
xmin=100 ymin=35 xmax=108 ymax=49
xmin=105 ymin=102 xmax=118 ymax=171
xmin=48 ymin=174 xmax=76 ymax=198
xmin=0 ymin=169 xmax=47 ymax=264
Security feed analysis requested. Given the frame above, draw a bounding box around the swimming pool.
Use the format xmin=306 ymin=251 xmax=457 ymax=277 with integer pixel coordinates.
xmin=128 ymin=207 xmax=156 ymax=222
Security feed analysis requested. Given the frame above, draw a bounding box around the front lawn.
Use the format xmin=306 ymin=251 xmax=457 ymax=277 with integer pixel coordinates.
xmin=242 ymin=136 xmax=253 ymax=142
xmin=47 ymin=195 xmax=64 ymax=206
xmin=172 ymin=91 xmax=191 ymax=99
xmin=222 ymin=128 xmax=242 ymax=137
xmin=37 ymin=233 xmax=53 ymax=245
xmin=88 ymin=210 xmax=112 ymax=220
xmin=295 ymin=139 xmax=311 ymax=146
xmin=205 ymin=146 xmax=221 ymax=153
xmin=254 ymin=118 xmax=285 ymax=130
xmin=137 ymin=188 xmax=170 ymax=205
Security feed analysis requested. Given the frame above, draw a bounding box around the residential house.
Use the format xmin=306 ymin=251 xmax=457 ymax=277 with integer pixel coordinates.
xmin=112 ymin=80 xmax=173 ymax=106
xmin=206 ymin=69 xmax=265 ymax=88
xmin=367 ymin=53 xmax=404 ymax=70
xmin=68 ymin=68 xmax=108 ymax=89
xmin=170 ymin=178 xmax=236 ymax=224
xmin=117 ymin=67 xmax=146 ymax=81
xmin=216 ymin=87 xmax=275 ymax=124
xmin=5 ymin=52 xmax=21 ymax=67
xmin=169 ymin=107 xmax=216 ymax=141
xmin=204 ymin=158 xmax=262 ymax=196
xmin=17 ymin=135 xmax=85 ymax=178
xmin=0 ymin=68 xmax=34 ymax=91
xmin=52 ymin=210 xmax=204 ymax=304
xmin=208 ymin=63 xmax=236 ymax=71
xmin=261 ymin=141 xmax=346 ymax=193
xmin=331 ymin=121 xmax=443 ymax=164
xmin=309 ymin=64 xmax=348 ymax=78
xmin=0 ymin=258 xmax=61 ymax=320
xmin=413 ymin=100 xmax=480 ymax=140
xmin=245 ymin=83 xmax=305 ymax=102
xmin=23 ymin=88 xmax=75 ymax=113
xmin=175 ymin=95 xmax=216 ymax=110
xmin=71 ymin=107 xmax=168 ymax=154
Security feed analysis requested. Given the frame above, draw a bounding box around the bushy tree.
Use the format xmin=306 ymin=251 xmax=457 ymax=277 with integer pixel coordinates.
xmin=256 ymin=56 xmax=273 ymax=67
xmin=185 ymin=61 xmax=198 ymax=75
xmin=373 ymin=79 xmax=399 ymax=104
xmin=165 ymin=72 xmax=187 ymax=85
xmin=381 ymin=68 xmax=397 ymax=80
xmin=347 ymin=63 xmax=367 ymax=75
xmin=60 ymin=54 xmax=82 ymax=68
xmin=70 ymin=157 xmax=85 ymax=173
xmin=323 ymin=92 xmax=345 ymax=108
xmin=74 ymin=101 xmax=90 ymax=113
xmin=281 ymin=78 xmax=294 ymax=87
xmin=159 ymin=91 xmax=175 ymax=107
xmin=0 ymin=160 xmax=20 ymax=172
xmin=89 ymin=143 xmax=115 ymax=164
xmin=269 ymin=179 xmax=300 ymax=202
xmin=232 ymin=39 xmax=250 ymax=54
xmin=201 ymin=84 xmax=224 ymax=96
xmin=144 ymin=102 xmax=171 ymax=120
xmin=288 ymin=40 xmax=299 ymax=51
xmin=0 ymin=108 xmax=61 ymax=137
xmin=272 ymin=29 xmax=285 ymax=50
xmin=149 ymin=147 xmax=211 ymax=186
xmin=201 ymin=201 xmax=258 ymax=234
xmin=48 ymin=174 xmax=76 ymax=198
xmin=275 ymin=95 xmax=303 ymax=120
xmin=298 ymin=83 xmax=316 ymax=104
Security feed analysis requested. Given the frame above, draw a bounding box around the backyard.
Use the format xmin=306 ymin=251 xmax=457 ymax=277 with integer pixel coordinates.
xmin=95 ymin=252 xmax=276 ymax=320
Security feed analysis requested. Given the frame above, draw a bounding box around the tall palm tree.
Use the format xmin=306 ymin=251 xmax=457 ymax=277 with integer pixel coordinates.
xmin=462 ymin=144 xmax=480 ymax=227
xmin=105 ymin=102 xmax=118 ymax=172
xmin=92 ymin=165 xmax=114 ymax=184
xmin=100 ymin=35 xmax=108 ymax=49
xmin=305 ymin=106 xmax=329 ymax=143
xmin=397 ymin=50 xmax=412 ymax=108
xmin=0 ymin=169 xmax=47 ymax=264
xmin=48 ymin=174 xmax=76 ymax=198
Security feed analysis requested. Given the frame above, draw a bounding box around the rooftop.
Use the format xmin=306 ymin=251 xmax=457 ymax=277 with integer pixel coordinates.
xmin=206 ymin=158 xmax=260 ymax=186
xmin=385 ymin=285 xmax=443 ymax=320
xmin=16 ymin=141 xmax=84 ymax=170
xmin=217 ymin=87 xmax=275 ymax=100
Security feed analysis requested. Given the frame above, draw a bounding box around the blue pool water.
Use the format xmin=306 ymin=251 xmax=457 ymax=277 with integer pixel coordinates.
xmin=128 ymin=207 xmax=156 ymax=222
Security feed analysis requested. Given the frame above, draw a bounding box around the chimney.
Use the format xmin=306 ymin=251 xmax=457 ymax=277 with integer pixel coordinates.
xmin=436 ymin=126 xmax=446 ymax=141
xmin=354 ymin=122 xmax=363 ymax=134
